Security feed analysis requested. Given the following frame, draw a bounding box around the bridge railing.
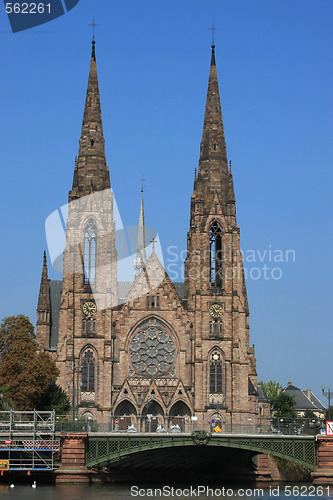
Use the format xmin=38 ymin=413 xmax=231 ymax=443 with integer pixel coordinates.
xmin=54 ymin=416 xmax=323 ymax=436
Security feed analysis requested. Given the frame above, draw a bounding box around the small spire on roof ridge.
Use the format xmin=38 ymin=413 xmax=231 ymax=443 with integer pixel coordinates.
xmin=43 ymin=250 xmax=47 ymax=264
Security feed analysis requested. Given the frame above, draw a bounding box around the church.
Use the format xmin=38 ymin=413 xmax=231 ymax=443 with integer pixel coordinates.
xmin=36 ymin=39 xmax=269 ymax=431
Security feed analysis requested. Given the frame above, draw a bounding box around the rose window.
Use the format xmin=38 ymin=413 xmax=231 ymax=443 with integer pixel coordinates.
xmin=129 ymin=319 xmax=175 ymax=376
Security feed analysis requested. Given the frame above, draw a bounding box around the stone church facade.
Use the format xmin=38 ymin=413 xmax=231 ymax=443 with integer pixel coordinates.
xmin=36 ymin=41 xmax=269 ymax=431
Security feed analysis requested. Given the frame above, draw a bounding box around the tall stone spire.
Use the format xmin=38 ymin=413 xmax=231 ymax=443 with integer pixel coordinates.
xmin=195 ymin=44 xmax=229 ymax=207
xmin=134 ymin=188 xmax=147 ymax=276
xmin=69 ymin=40 xmax=110 ymax=201
xmin=37 ymin=251 xmax=50 ymax=311
xmin=36 ymin=251 xmax=51 ymax=350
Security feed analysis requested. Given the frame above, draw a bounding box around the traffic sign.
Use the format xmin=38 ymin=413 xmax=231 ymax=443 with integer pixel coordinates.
xmin=211 ymin=419 xmax=215 ymax=424
xmin=326 ymin=421 xmax=333 ymax=435
xmin=0 ymin=460 xmax=9 ymax=470
xmin=115 ymin=419 xmax=119 ymax=425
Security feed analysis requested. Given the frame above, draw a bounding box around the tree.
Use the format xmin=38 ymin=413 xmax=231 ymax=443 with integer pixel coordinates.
xmin=0 ymin=315 xmax=59 ymax=410
xmin=39 ymin=382 xmax=70 ymax=415
xmin=271 ymin=392 xmax=297 ymax=419
xmin=258 ymin=380 xmax=283 ymax=401
xmin=0 ymin=386 xmax=14 ymax=410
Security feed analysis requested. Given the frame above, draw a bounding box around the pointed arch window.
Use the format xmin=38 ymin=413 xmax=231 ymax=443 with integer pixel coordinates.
xmin=84 ymin=219 xmax=97 ymax=284
xmin=210 ymin=221 xmax=222 ymax=287
xmin=81 ymin=349 xmax=95 ymax=392
xmin=209 ymin=351 xmax=223 ymax=393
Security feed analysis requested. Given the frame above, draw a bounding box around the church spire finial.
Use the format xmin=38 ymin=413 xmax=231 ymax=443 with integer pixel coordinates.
xmin=209 ymin=22 xmax=216 ymax=66
xmin=89 ymin=17 xmax=99 ymax=60
xmin=140 ymin=175 xmax=146 ymax=193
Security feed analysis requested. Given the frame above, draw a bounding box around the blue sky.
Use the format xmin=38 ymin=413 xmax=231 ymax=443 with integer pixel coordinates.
xmin=0 ymin=0 xmax=332 ymax=402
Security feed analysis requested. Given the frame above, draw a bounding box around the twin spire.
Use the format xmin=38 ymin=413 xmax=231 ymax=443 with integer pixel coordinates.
xmin=70 ymin=40 xmax=110 ymax=201
xmin=70 ymin=39 xmax=234 ymax=231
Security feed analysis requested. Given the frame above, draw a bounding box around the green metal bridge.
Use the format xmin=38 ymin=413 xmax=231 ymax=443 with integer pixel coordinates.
xmin=86 ymin=431 xmax=317 ymax=470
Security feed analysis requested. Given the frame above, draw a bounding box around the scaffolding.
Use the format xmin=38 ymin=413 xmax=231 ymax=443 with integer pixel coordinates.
xmin=0 ymin=410 xmax=60 ymax=471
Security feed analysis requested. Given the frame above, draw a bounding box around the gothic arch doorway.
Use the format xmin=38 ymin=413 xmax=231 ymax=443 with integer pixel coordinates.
xmin=210 ymin=411 xmax=225 ymax=433
xmin=141 ymin=400 xmax=165 ymax=432
xmin=169 ymin=401 xmax=192 ymax=432
xmin=114 ymin=400 xmax=138 ymax=431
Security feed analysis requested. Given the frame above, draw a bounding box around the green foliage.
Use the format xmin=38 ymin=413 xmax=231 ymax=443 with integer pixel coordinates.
xmin=258 ymin=380 xmax=283 ymax=401
xmin=276 ymin=457 xmax=312 ymax=482
xmin=303 ymin=409 xmax=317 ymax=420
xmin=0 ymin=386 xmax=14 ymax=410
xmin=0 ymin=315 xmax=59 ymax=410
xmin=39 ymin=382 xmax=70 ymax=415
xmin=271 ymin=392 xmax=297 ymax=419
xmin=55 ymin=417 xmax=98 ymax=432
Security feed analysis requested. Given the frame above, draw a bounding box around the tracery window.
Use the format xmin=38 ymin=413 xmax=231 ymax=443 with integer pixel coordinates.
xmin=84 ymin=219 xmax=97 ymax=284
xmin=129 ymin=318 xmax=175 ymax=377
xmin=209 ymin=351 xmax=223 ymax=393
xmin=210 ymin=221 xmax=222 ymax=287
xmin=81 ymin=350 xmax=95 ymax=392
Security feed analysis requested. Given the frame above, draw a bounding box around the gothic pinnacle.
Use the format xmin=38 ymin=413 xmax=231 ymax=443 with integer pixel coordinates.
xmin=37 ymin=251 xmax=50 ymax=312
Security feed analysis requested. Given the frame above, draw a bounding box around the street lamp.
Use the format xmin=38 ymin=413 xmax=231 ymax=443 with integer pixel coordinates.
xmin=321 ymin=385 xmax=331 ymax=421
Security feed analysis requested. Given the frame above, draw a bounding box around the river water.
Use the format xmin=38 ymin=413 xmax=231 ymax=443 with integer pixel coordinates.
xmin=0 ymin=483 xmax=332 ymax=500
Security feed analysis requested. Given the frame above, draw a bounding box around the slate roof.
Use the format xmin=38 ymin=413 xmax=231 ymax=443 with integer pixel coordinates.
xmin=309 ymin=392 xmax=326 ymax=412
xmin=258 ymin=385 xmax=270 ymax=403
xmin=284 ymin=384 xmax=326 ymax=412
xmin=173 ymin=282 xmax=185 ymax=299
xmin=248 ymin=378 xmax=258 ymax=396
xmin=49 ymin=280 xmax=62 ymax=349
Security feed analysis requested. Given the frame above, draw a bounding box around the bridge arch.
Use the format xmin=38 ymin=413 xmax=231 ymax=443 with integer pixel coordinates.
xmin=85 ymin=434 xmax=316 ymax=470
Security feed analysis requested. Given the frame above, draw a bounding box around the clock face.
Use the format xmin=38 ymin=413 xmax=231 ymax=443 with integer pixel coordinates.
xmin=82 ymin=301 xmax=97 ymax=317
xmin=209 ymin=303 xmax=223 ymax=319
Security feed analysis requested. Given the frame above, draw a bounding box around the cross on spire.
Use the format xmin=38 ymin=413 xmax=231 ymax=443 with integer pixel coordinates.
xmin=150 ymin=237 xmax=158 ymax=251
xmin=140 ymin=175 xmax=146 ymax=192
xmin=89 ymin=16 xmax=99 ymax=41
xmin=209 ymin=21 xmax=217 ymax=46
